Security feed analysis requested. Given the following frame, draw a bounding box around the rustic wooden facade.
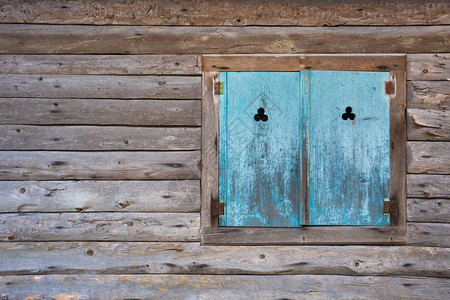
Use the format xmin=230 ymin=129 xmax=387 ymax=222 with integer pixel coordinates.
xmin=0 ymin=0 xmax=449 ymax=298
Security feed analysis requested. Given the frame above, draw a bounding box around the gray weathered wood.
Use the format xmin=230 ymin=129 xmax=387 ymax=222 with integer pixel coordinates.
xmin=407 ymin=81 xmax=450 ymax=110
xmin=408 ymin=223 xmax=450 ymax=247
xmin=0 ymin=242 xmax=448 ymax=278
xmin=407 ymin=109 xmax=450 ymax=141
xmin=0 ymin=74 xmax=201 ymax=99
xmin=0 ymin=151 xmax=201 ymax=180
xmin=0 ymin=98 xmax=201 ymax=126
xmin=0 ymin=126 xmax=200 ymax=150
xmin=0 ymin=180 xmax=200 ymax=213
xmin=407 ymin=198 xmax=449 ymax=223
xmin=407 ymin=142 xmax=450 ymax=174
xmin=1 ymin=0 xmax=448 ymax=26
xmin=1 ymin=25 xmax=449 ymax=54
xmin=202 ymin=226 xmax=406 ymax=245
xmin=407 ymin=54 xmax=450 ymax=81
xmin=0 ymin=54 xmax=201 ymax=75
xmin=0 ymin=213 xmax=200 ymax=242
xmin=0 ymin=275 xmax=448 ymax=299
xmin=407 ymin=174 xmax=450 ymax=198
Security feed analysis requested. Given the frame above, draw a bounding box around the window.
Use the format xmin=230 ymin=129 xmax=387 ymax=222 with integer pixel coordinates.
xmin=201 ymin=55 xmax=406 ymax=245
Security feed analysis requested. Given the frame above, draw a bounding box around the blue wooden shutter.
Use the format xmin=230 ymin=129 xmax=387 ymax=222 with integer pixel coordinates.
xmin=306 ymin=71 xmax=391 ymax=225
xmin=219 ymin=72 xmax=303 ymax=227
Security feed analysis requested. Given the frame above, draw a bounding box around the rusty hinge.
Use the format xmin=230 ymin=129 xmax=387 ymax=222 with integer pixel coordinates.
xmin=211 ymin=202 xmax=225 ymax=216
xmin=385 ymin=81 xmax=395 ymax=94
xmin=383 ymin=198 xmax=396 ymax=215
xmin=214 ymin=82 xmax=223 ymax=95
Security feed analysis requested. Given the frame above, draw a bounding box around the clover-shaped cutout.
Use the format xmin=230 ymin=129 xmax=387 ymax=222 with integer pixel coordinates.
xmin=342 ymin=106 xmax=356 ymax=120
xmin=254 ymin=107 xmax=268 ymax=122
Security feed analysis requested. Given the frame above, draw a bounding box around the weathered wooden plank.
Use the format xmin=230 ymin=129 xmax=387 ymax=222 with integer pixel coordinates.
xmin=0 ymin=126 xmax=200 ymax=150
xmin=407 ymin=198 xmax=449 ymax=223
xmin=203 ymin=54 xmax=406 ymax=72
xmin=0 ymin=242 xmax=448 ymax=278
xmin=0 ymin=151 xmax=201 ymax=180
xmin=407 ymin=54 xmax=450 ymax=81
xmin=0 ymin=213 xmax=200 ymax=242
xmin=407 ymin=81 xmax=450 ymax=110
xmin=408 ymin=223 xmax=450 ymax=247
xmin=407 ymin=174 xmax=450 ymax=198
xmin=0 ymin=54 xmax=201 ymax=75
xmin=201 ymin=72 xmax=219 ymax=228
xmin=407 ymin=109 xmax=450 ymax=141
xmin=1 ymin=25 xmax=449 ymax=54
xmin=0 ymin=98 xmax=201 ymax=126
xmin=1 ymin=0 xmax=449 ymax=26
xmin=407 ymin=142 xmax=450 ymax=174
xmin=0 ymin=180 xmax=200 ymax=213
xmin=0 ymin=74 xmax=201 ymax=99
xmin=0 ymin=275 xmax=448 ymax=299
xmin=202 ymin=226 xmax=406 ymax=245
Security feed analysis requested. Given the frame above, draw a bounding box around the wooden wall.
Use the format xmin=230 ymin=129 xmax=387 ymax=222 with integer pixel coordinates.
xmin=0 ymin=0 xmax=449 ymax=298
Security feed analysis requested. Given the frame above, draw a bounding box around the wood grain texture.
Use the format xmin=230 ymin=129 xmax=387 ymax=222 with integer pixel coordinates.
xmin=0 ymin=126 xmax=200 ymax=150
xmin=203 ymin=54 xmax=406 ymax=72
xmin=1 ymin=25 xmax=449 ymax=54
xmin=202 ymin=226 xmax=406 ymax=245
xmin=0 ymin=151 xmax=201 ymax=180
xmin=0 ymin=54 xmax=201 ymax=75
xmin=0 ymin=242 xmax=448 ymax=278
xmin=0 ymin=275 xmax=448 ymax=299
xmin=0 ymin=74 xmax=201 ymax=99
xmin=0 ymin=98 xmax=201 ymax=126
xmin=0 ymin=180 xmax=200 ymax=213
xmin=407 ymin=198 xmax=449 ymax=223
xmin=201 ymin=72 xmax=219 ymax=228
xmin=0 ymin=213 xmax=200 ymax=242
xmin=408 ymin=223 xmax=450 ymax=247
xmin=407 ymin=175 xmax=450 ymax=198
xmin=407 ymin=81 xmax=450 ymax=110
xmin=1 ymin=0 xmax=448 ymax=26
xmin=407 ymin=109 xmax=450 ymax=141
xmin=407 ymin=142 xmax=450 ymax=174
xmin=407 ymin=54 xmax=449 ymax=81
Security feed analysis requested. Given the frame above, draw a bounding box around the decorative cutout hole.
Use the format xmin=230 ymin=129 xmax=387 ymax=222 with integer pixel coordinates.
xmin=342 ymin=106 xmax=356 ymax=120
xmin=254 ymin=107 xmax=268 ymax=122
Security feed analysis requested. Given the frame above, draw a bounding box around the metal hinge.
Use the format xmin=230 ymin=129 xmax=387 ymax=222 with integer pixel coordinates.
xmin=211 ymin=202 xmax=225 ymax=216
xmin=383 ymin=198 xmax=396 ymax=215
xmin=385 ymin=81 xmax=395 ymax=94
xmin=214 ymin=82 xmax=223 ymax=95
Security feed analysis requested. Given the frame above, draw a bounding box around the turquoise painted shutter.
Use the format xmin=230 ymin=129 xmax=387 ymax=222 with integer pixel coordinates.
xmin=306 ymin=71 xmax=391 ymax=225
xmin=219 ymin=72 xmax=302 ymax=227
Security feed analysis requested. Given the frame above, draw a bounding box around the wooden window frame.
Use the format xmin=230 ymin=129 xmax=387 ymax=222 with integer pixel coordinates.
xmin=201 ymin=54 xmax=406 ymax=245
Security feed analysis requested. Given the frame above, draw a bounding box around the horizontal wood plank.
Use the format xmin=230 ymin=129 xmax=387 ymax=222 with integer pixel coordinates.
xmin=1 ymin=0 xmax=448 ymax=26
xmin=0 ymin=98 xmax=201 ymax=126
xmin=407 ymin=174 xmax=450 ymax=198
xmin=408 ymin=223 xmax=450 ymax=247
xmin=407 ymin=142 xmax=450 ymax=174
xmin=0 ymin=126 xmax=201 ymax=150
xmin=0 ymin=213 xmax=200 ymax=242
xmin=202 ymin=54 xmax=406 ymax=72
xmin=407 ymin=109 xmax=450 ymax=141
xmin=1 ymin=25 xmax=449 ymax=54
xmin=0 ymin=243 xmax=448 ymax=278
xmin=0 ymin=180 xmax=200 ymax=213
xmin=202 ymin=226 xmax=406 ymax=245
xmin=407 ymin=198 xmax=449 ymax=223
xmin=0 ymin=54 xmax=201 ymax=75
xmin=0 ymin=151 xmax=201 ymax=180
xmin=0 ymin=275 xmax=448 ymax=299
xmin=0 ymin=74 xmax=201 ymax=99
xmin=407 ymin=54 xmax=450 ymax=81
xmin=407 ymin=81 xmax=450 ymax=110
